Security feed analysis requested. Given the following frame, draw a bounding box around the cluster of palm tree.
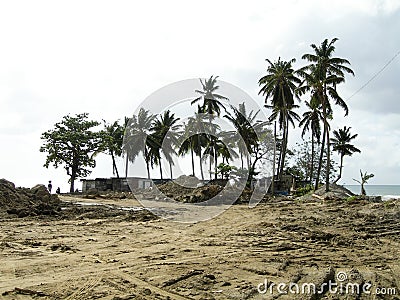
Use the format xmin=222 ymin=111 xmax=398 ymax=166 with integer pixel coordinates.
xmin=101 ymin=38 xmax=361 ymax=192
xmin=121 ymin=76 xmax=270 ymax=183
xmin=259 ymin=38 xmax=360 ymax=191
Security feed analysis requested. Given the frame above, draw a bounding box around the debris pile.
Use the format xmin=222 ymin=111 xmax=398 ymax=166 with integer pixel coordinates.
xmin=157 ymin=180 xmax=223 ymax=203
xmin=0 ymin=179 xmax=61 ymax=217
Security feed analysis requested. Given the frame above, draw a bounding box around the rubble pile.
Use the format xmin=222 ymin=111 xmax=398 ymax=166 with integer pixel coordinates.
xmin=0 ymin=179 xmax=61 ymax=217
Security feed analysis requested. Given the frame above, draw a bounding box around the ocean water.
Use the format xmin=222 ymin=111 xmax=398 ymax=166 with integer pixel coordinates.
xmin=344 ymin=185 xmax=400 ymax=200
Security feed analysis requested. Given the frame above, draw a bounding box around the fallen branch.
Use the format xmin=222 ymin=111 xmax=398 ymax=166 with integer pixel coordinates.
xmin=162 ymin=269 xmax=203 ymax=287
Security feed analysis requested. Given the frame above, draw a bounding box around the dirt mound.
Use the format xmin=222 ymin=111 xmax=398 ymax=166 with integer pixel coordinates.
xmin=156 ymin=181 xmax=223 ymax=203
xmin=313 ymin=183 xmax=354 ymax=200
xmin=0 ymin=179 xmax=61 ymax=217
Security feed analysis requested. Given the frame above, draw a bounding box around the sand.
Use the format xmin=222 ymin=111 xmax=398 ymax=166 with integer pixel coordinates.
xmin=0 ymin=195 xmax=399 ymax=299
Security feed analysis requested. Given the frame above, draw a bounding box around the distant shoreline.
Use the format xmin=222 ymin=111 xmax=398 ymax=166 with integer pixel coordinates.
xmin=344 ymin=184 xmax=400 ymax=199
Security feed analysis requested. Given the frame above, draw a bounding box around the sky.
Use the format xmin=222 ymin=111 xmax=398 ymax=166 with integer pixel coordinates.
xmin=0 ymin=0 xmax=399 ymax=192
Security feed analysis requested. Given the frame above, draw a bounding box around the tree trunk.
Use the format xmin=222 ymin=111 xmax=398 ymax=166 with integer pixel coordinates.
xmin=125 ymin=155 xmax=129 ymax=178
xmin=169 ymin=161 xmax=173 ymax=179
xmin=314 ymin=126 xmax=326 ymax=191
xmin=112 ymin=152 xmax=119 ymax=178
xmin=310 ymin=135 xmax=315 ymax=184
xmin=159 ymin=159 xmax=163 ymax=182
xmin=209 ymin=154 xmax=212 ymax=180
xmin=276 ymin=144 xmax=282 ymax=179
xmin=325 ymin=121 xmax=330 ymax=192
xmin=199 ymin=153 xmax=204 ymax=181
xmin=334 ymin=154 xmax=344 ymax=184
xmin=279 ymin=117 xmax=288 ymax=180
xmin=240 ymin=152 xmax=244 ymax=169
xmin=361 ymin=183 xmax=366 ymax=196
xmin=322 ymin=85 xmax=330 ymax=193
xmin=144 ymin=147 xmax=150 ymax=179
xmin=70 ymin=169 xmax=76 ymax=193
xmin=271 ymin=121 xmax=277 ymax=195
xmin=191 ymin=148 xmax=195 ymax=177
xmin=214 ymin=150 xmax=218 ymax=180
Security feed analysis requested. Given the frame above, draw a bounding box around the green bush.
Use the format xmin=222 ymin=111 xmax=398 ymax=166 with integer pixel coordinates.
xmin=295 ymin=184 xmax=313 ymax=197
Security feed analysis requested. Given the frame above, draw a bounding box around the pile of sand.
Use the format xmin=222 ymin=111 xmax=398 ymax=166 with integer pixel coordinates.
xmin=0 ymin=179 xmax=61 ymax=217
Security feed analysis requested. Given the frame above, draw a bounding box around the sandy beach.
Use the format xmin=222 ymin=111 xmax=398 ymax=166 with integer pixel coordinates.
xmin=1 ymin=194 xmax=399 ymax=299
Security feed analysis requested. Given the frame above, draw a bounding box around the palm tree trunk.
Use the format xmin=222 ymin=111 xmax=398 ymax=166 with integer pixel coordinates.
xmin=191 ymin=148 xmax=195 ymax=177
xmin=279 ymin=117 xmax=289 ymax=180
xmin=209 ymin=155 xmax=212 ymax=180
xmin=214 ymin=150 xmax=218 ymax=180
xmin=240 ymin=152 xmax=244 ymax=169
xmin=125 ymin=155 xmax=129 ymax=178
xmin=334 ymin=154 xmax=344 ymax=184
xmin=111 ymin=152 xmax=119 ymax=178
xmin=324 ymin=120 xmax=330 ymax=192
xmin=159 ymin=160 xmax=163 ymax=182
xmin=310 ymin=135 xmax=315 ymax=184
xmin=169 ymin=161 xmax=173 ymax=179
xmin=199 ymin=153 xmax=204 ymax=181
xmin=315 ymin=126 xmax=326 ymax=190
xmin=277 ymin=144 xmax=282 ymax=178
xmin=144 ymin=148 xmax=150 ymax=179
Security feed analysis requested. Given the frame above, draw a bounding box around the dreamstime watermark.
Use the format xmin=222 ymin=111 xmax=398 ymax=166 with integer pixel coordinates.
xmin=123 ymin=78 xmax=274 ymax=223
xmin=257 ymin=271 xmax=397 ymax=296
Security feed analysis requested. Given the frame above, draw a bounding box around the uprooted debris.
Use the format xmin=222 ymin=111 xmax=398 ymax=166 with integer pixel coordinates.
xmin=0 ymin=179 xmax=61 ymax=217
xmin=156 ymin=180 xmax=224 ymax=203
xmin=306 ymin=183 xmax=382 ymax=202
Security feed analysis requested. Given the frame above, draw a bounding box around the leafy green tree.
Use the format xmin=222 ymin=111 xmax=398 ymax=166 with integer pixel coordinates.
xmin=330 ymin=126 xmax=361 ymax=183
xmin=258 ymin=57 xmax=301 ymax=180
xmin=216 ymin=163 xmax=236 ymax=180
xmin=40 ymin=113 xmax=104 ymax=192
xmin=353 ymin=170 xmax=374 ymax=196
xmin=299 ymin=38 xmax=354 ymax=192
xmin=287 ymin=141 xmax=338 ymax=184
xmin=103 ymin=120 xmax=124 ymax=178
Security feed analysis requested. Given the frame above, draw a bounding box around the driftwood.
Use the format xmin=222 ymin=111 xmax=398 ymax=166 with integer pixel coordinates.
xmin=2 ymin=287 xmax=46 ymax=297
xmin=162 ymin=269 xmax=203 ymax=287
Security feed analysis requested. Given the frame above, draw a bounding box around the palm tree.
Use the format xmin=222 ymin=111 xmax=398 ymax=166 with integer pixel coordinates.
xmin=191 ymin=75 xmax=228 ymax=117
xmin=300 ymin=38 xmax=354 ymax=191
xmin=103 ymin=120 xmax=124 ymax=178
xmin=258 ymin=57 xmax=301 ymax=180
xmin=123 ymin=108 xmax=156 ymax=179
xmin=178 ymin=112 xmax=211 ymax=180
xmin=224 ymin=103 xmax=259 ymax=169
xmin=298 ymin=98 xmax=323 ymax=184
xmin=192 ymin=76 xmax=228 ymax=179
xmin=150 ymin=110 xmax=180 ymax=180
xmin=330 ymin=126 xmax=361 ymax=183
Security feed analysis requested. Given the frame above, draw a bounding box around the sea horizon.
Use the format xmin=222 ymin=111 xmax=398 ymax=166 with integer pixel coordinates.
xmin=344 ymin=184 xmax=400 ymax=200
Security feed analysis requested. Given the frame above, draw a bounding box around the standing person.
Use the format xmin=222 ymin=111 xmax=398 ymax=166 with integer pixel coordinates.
xmin=56 ymin=187 xmax=60 ymax=194
xmin=47 ymin=180 xmax=53 ymax=193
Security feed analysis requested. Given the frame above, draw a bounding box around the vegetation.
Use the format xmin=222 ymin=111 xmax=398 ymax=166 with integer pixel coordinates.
xmin=40 ymin=113 xmax=105 ymax=192
xmin=298 ymin=38 xmax=355 ymax=192
xmin=353 ymin=170 xmax=374 ymax=196
xmin=287 ymin=141 xmax=338 ymax=183
xmin=102 ymin=120 xmax=124 ymax=178
xmin=330 ymin=126 xmax=361 ymax=183
xmin=258 ymin=57 xmax=301 ymax=181
xmin=40 ymin=39 xmax=365 ymax=195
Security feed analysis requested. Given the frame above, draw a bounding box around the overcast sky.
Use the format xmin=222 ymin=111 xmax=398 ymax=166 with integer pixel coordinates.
xmin=1 ymin=0 xmax=399 ymax=191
